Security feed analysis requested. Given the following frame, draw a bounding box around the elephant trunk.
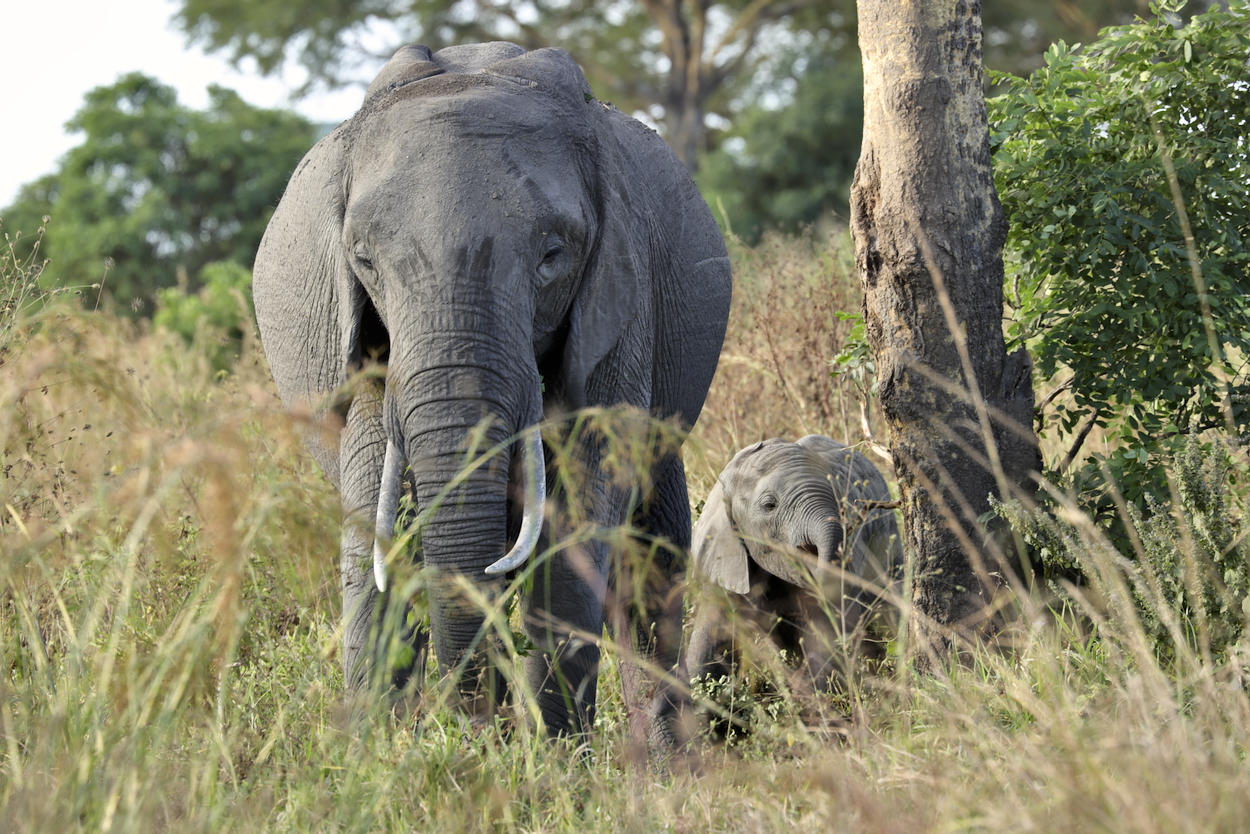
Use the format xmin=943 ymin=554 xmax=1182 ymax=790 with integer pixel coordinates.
xmin=372 ymin=426 xmax=545 ymax=591
xmin=811 ymin=514 xmax=845 ymax=571
xmin=384 ymin=348 xmax=543 ymax=689
xmin=403 ymin=412 xmax=513 ymax=678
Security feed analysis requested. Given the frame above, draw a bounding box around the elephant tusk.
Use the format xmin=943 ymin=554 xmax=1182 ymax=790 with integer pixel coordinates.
xmin=373 ymin=439 xmax=406 ymax=592
xmin=485 ymin=426 xmax=546 ymax=575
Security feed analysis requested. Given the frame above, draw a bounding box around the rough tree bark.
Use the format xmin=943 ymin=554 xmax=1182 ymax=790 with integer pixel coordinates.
xmin=849 ymin=0 xmax=1040 ymax=662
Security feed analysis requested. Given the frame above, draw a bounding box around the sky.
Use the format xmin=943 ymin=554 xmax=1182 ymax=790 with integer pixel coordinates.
xmin=0 ymin=0 xmax=371 ymax=210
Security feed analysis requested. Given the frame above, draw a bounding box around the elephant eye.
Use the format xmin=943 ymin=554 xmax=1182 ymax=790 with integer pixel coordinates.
xmin=541 ymin=244 xmax=564 ymax=265
xmin=353 ymin=242 xmax=375 ymax=272
xmin=536 ymin=235 xmax=567 ymax=285
xmin=759 ymin=493 xmax=779 ymax=513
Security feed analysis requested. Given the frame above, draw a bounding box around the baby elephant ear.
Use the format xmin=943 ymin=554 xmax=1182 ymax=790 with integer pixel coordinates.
xmin=691 ymin=480 xmax=751 ymax=595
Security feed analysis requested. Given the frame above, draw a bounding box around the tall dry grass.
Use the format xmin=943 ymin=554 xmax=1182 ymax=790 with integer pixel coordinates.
xmin=1 ymin=229 xmax=1248 ymax=832
xmin=688 ymin=230 xmax=881 ymax=498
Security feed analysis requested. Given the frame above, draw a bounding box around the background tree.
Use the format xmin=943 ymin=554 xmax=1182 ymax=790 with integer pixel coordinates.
xmin=990 ymin=0 xmax=1250 ymax=511
xmin=699 ymin=0 xmax=1174 ymax=240
xmin=850 ymin=0 xmax=1041 ymax=658
xmin=982 ymin=0 xmax=1153 ymax=75
xmin=175 ymin=0 xmax=860 ymax=169
xmin=697 ymin=36 xmax=863 ymax=241
xmin=1 ymin=74 xmax=314 ymax=312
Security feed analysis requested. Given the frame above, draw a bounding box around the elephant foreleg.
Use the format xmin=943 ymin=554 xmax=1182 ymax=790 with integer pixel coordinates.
xmin=611 ymin=452 xmax=691 ymax=754
xmin=521 ymin=534 xmax=606 ymax=737
xmin=520 ymin=435 xmax=609 ymax=739
xmin=339 ymin=380 xmax=427 ymax=695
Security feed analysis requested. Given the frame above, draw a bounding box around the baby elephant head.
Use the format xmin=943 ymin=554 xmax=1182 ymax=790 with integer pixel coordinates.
xmin=692 ymin=435 xmax=899 ymax=596
xmin=687 ymin=435 xmax=903 ymax=696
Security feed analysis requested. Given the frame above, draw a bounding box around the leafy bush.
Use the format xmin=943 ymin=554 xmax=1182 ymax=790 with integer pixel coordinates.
xmin=1 ymin=74 xmax=313 ymax=312
xmin=995 ymin=435 xmax=1250 ymax=662
xmin=153 ymin=260 xmax=255 ymax=371
xmin=989 ymin=0 xmax=1250 ymax=496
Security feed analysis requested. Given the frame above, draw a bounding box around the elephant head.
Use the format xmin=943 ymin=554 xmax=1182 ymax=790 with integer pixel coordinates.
xmin=687 ymin=436 xmax=902 ymax=691
xmin=253 ymin=43 xmax=731 ymax=743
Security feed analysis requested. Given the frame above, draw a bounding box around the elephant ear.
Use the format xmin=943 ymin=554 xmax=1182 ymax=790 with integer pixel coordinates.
xmin=691 ymin=480 xmax=751 ymax=595
xmin=561 ymin=167 xmax=644 ymax=409
xmin=253 ymin=125 xmax=367 ymax=489
xmin=566 ymin=99 xmax=729 ymax=415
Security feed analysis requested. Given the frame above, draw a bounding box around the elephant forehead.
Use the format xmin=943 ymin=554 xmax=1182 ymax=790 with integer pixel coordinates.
xmin=728 ymin=440 xmax=824 ymax=483
xmin=349 ymin=99 xmax=593 ymax=215
xmin=360 ymin=75 xmax=588 ymax=142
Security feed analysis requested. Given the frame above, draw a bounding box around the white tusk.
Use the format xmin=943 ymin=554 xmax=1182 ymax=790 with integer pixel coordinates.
xmin=373 ymin=439 xmax=406 ymax=592
xmin=485 ymin=426 xmax=546 ymax=575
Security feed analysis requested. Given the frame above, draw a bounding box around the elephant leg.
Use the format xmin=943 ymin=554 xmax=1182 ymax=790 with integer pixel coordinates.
xmin=794 ymin=599 xmax=838 ymax=693
xmin=521 ymin=533 xmax=607 ymax=737
xmin=610 ymin=452 xmax=690 ymax=754
xmin=518 ymin=431 xmax=615 ymax=738
xmin=795 ymin=588 xmax=867 ymax=693
xmin=682 ymin=582 xmax=742 ymax=744
xmin=339 ymin=380 xmax=427 ymax=696
xmin=684 ymin=584 xmax=737 ymax=688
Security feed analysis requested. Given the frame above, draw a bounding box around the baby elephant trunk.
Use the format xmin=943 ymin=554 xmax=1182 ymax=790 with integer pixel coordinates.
xmin=811 ymin=516 xmax=846 ymax=573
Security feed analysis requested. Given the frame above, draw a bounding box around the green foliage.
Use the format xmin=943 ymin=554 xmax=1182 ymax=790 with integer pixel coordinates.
xmin=830 ymin=310 xmax=877 ymax=399
xmin=1128 ymin=441 xmax=1250 ymax=658
xmin=0 ymin=74 xmax=314 ymax=312
xmin=994 ymin=436 xmax=1250 ymax=664
xmin=154 ymin=261 xmax=256 ymax=372
xmin=989 ymin=1 xmax=1250 ymax=484
xmin=175 ymin=0 xmax=859 ymax=164
xmin=697 ymin=43 xmax=863 ymax=242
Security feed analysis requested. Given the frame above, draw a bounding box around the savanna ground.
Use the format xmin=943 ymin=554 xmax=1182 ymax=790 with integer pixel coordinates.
xmin=2 ymin=227 xmax=1249 ymax=833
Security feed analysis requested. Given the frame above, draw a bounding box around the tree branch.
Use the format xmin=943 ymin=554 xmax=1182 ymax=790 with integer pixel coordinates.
xmin=709 ymin=0 xmax=813 ymax=64
xmin=1036 ymin=377 xmax=1073 ymax=413
xmin=859 ymin=398 xmax=894 ymax=466
xmin=1059 ymin=412 xmax=1100 ymax=473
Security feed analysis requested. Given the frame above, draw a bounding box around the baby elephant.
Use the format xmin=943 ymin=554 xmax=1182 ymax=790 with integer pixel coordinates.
xmin=685 ymin=435 xmax=903 ymax=692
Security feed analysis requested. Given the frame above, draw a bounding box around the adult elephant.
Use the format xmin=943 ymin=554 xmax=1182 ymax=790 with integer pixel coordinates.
xmin=253 ymin=42 xmax=731 ymax=751
xmin=686 ymin=436 xmax=902 ymax=693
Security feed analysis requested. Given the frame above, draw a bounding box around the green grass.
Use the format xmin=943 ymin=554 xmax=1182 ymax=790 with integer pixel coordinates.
xmin=2 ymin=231 xmax=1249 ymax=832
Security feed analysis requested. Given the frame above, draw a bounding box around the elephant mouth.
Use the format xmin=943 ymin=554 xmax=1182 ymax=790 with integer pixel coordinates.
xmin=371 ymin=425 xmax=547 ymax=591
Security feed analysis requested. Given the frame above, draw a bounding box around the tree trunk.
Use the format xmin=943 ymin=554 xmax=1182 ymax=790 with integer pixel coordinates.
xmin=849 ymin=0 xmax=1040 ymax=663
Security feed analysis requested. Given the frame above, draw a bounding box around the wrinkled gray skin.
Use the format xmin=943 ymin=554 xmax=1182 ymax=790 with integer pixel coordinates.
xmin=253 ymin=43 xmax=731 ymax=749
xmin=686 ymin=436 xmax=903 ymax=691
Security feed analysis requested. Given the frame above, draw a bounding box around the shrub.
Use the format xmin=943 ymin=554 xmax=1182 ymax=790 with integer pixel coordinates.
xmin=989 ymin=0 xmax=1250 ymax=495
xmin=153 ymin=260 xmax=255 ymax=372
xmin=995 ymin=435 xmax=1250 ymax=662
